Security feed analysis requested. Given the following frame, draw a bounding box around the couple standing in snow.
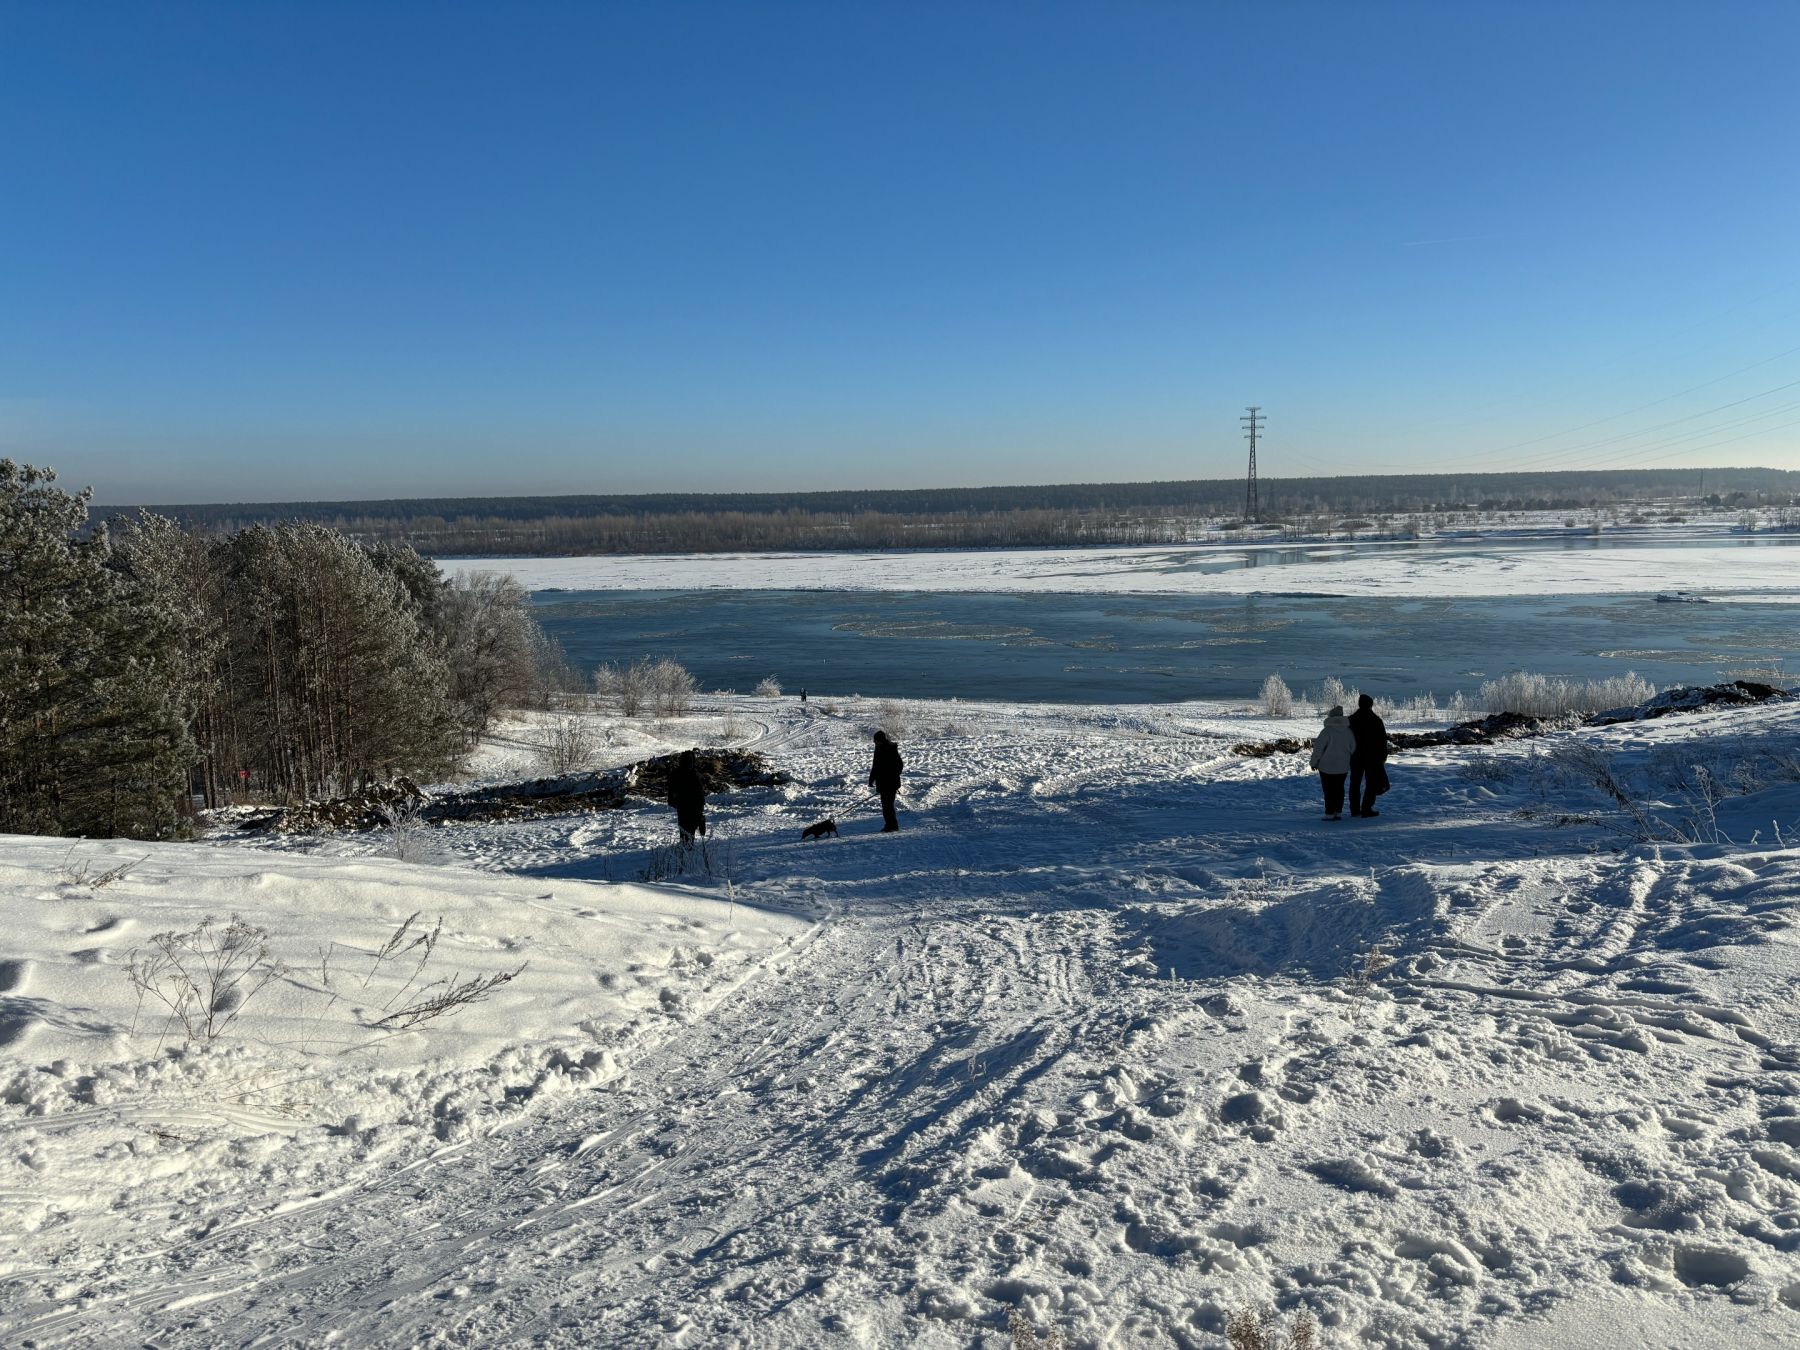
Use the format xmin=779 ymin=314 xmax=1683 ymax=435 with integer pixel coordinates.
xmin=1309 ymin=694 xmax=1389 ymax=821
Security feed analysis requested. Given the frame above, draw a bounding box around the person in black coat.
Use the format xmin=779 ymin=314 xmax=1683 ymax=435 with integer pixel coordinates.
xmin=1348 ymin=694 xmax=1389 ymax=818
xmin=869 ymin=730 xmax=904 ymax=832
xmin=667 ymin=749 xmax=707 ymax=844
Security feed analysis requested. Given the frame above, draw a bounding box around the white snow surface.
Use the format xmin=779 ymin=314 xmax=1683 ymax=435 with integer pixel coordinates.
xmin=438 ymin=533 xmax=1800 ymax=600
xmin=6 ymin=693 xmax=1800 ymax=1346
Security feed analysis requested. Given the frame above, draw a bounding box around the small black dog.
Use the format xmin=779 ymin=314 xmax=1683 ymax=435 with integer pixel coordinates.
xmin=800 ymin=818 xmax=838 ymax=841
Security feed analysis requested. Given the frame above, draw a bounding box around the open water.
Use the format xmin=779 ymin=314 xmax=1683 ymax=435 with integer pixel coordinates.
xmin=532 ymin=587 xmax=1800 ymax=705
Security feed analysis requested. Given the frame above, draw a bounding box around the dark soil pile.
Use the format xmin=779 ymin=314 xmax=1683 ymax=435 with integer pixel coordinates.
xmin=626 ymin=749 xmax=790 ymax=799
xmin=427 ymin=773 xmax=629 ymax=823
xmin=262 ymin=749 xmax=788 ymax=833
xmin=277 ymin=778 xmax=426 ymax=832
xmin=1231 ymin=682 xmax=1792 ymax=760
xmin=1587 ymin=680 xmax=1790 ymax=725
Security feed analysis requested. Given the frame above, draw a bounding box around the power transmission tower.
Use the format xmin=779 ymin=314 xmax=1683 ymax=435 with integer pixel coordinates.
xmin=1241 ymin=406 xmax=1264 ymax=523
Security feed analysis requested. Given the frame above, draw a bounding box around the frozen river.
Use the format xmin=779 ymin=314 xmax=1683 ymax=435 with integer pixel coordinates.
xmin=532 ymin=587 xmax=1799 ymax=703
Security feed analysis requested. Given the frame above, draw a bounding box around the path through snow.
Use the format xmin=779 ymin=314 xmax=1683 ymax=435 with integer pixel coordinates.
xmin=6 ymin=697 xmax=1800 ymax=1346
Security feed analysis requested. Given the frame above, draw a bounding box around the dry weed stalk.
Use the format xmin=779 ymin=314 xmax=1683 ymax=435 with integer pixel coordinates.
xmin=127 ymin=915 xmax=282 ymax=1045
xmin=1226 ymin=1305 xmax=1318 ymax=1350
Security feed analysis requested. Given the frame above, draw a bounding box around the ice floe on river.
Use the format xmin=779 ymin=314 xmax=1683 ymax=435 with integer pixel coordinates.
xmin=440 ymin=531 xmax=1800 ymax=602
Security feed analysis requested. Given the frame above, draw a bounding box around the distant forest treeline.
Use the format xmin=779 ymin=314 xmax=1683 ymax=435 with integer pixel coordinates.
xmin=105 ymin=467 xmax=1800 ymax=557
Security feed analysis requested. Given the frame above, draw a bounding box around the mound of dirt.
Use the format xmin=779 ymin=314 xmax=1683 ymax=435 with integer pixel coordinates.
xmin=626 ymin=749 xmax=790 ymax=799
xmin=1229 ymin=684 xmax=1791 ymax=760
xmin=276 ymin=778 xmax=426 ymax=832
xmin=258 ymin=749 xmax=790 ymax=834
xmin=1588 ymin=680 xmax=1791 ymax=725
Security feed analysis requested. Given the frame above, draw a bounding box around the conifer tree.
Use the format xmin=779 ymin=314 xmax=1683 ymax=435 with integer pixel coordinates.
xmin=0 ymin=462 xmax=195 ymax=837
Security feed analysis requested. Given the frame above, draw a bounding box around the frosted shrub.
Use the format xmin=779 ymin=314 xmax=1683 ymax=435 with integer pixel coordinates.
xmin=536 ymin=713 xmax=600 ymax=774
xmin=874 ymin=699 xmax=913 ymax=739
xmin=595 ymin=657 xmax=696 ymax=718
xmin=1461 ymin=749 xmax=1513 ymax=783
xmin=1313 ymin=676 xmax=1361 ymax=712
xmin=1480 ymin=670 xmax=1653 ymax=718
xmin=1259 ymin=674 xmax=1293 ymax=717
xmin=754 ymin=675 xmax=782 ymax=697
xmin=1396 ymin=691 xmax=1441 ymax=722
xmin=380 ymin=798 xmax=436 ymax=863
xmin=593 ymin=662 xmax=630 ymax=714
xmin=646 ymin=658 xmax=697 ymax=717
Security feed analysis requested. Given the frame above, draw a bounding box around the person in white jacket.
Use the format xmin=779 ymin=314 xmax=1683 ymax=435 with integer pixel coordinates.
xmin=1308 ymin=705 xmax=1356 ymax=820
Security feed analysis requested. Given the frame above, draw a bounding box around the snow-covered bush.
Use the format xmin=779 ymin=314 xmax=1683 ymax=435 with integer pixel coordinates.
xmin=535 ymin=713 xmax=600 ymax=774
xmin=1460 ymin=750 xmax=1513 ymax=783
xmin=648 ymin=658 xmax=697 ymax=717
xmin=755 ymin=675 xmax=782 ymax=698
xmin=594 ymin=657 xmax=697 ymax=718
xmin=1480 ymin=671 xmax=1654 ymax=718
xmin=1394 ymin=691 xmax=1442 ymax=722
xmin=1260 ymin=674 xmax=1293 ymax=717
xmin=874 ymin=699 xmax=914 ymax=738
xmin=592 ymin=662 xmax=629 ymax=713
xmin=1313 ymin=676 xmax=1360 ymax=711
xmin=380 ymin=798 xmax=436 ymax=864
xmin=708 ymin=715 xmax=750 ymax=746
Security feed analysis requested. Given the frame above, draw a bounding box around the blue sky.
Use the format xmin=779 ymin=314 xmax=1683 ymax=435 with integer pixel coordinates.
xmin=3 ymin=1 xmax=1798 ymax=503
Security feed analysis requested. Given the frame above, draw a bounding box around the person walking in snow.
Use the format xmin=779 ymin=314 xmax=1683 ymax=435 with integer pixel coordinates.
xmin=869 ymin=730 xmax=904 ymax=832
xmin=1309 ymin=705 xmax=1355 ymax=820
xmin=667 ymin=749 xmax=707 ymax=844
xmin=1348 ymin=693 xmax=1390 ymax=818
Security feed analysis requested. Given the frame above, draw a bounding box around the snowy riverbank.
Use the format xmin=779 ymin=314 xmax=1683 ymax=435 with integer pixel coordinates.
xmin=5 ymin=691 xmax=1800 ymax=1346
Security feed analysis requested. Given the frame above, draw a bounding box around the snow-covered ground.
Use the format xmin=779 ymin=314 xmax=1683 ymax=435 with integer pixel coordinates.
xmin=439 ymin=532 xmax=1800 ymax=600
xmin=6 ymin=691 xmax=1800 ymax=1346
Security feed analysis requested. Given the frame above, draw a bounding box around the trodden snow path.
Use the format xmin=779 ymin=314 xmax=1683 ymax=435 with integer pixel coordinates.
xmin=7 ymin=696 xmax=1800 ymax=1346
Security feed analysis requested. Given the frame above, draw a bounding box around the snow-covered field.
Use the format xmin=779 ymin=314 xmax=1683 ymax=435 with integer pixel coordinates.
xmin=439 ymin=532 xmax=1800 ymax=600
xmin=7 ymin=691 xmax=1800 ymax=1346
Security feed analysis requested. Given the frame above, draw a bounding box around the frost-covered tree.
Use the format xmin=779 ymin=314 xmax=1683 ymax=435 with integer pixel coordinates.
xmin=439 ymin=570 xmax=546 ymax=736
xmin=1260 ymin=674 xmax=1293 ymax=717
xmin=0 ymin=463 xmax=195 ymax=837
xmin=113 ymin=512 xmax=232 ymax=805
xmin=214 ymin=524 xmax=464 ymax=798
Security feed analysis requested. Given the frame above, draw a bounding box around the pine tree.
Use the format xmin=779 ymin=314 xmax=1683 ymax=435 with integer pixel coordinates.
xmin=0 ymin=462 xmax=196 ymax=837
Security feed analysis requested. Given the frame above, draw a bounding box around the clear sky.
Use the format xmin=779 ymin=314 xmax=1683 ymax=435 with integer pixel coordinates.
xmin=3 ymin=1 xmax=1798 ymax=503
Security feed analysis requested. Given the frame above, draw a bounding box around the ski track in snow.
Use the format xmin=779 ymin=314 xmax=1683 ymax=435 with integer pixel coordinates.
xmin=6 ymin=697 xmax=1800 ymax=1346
